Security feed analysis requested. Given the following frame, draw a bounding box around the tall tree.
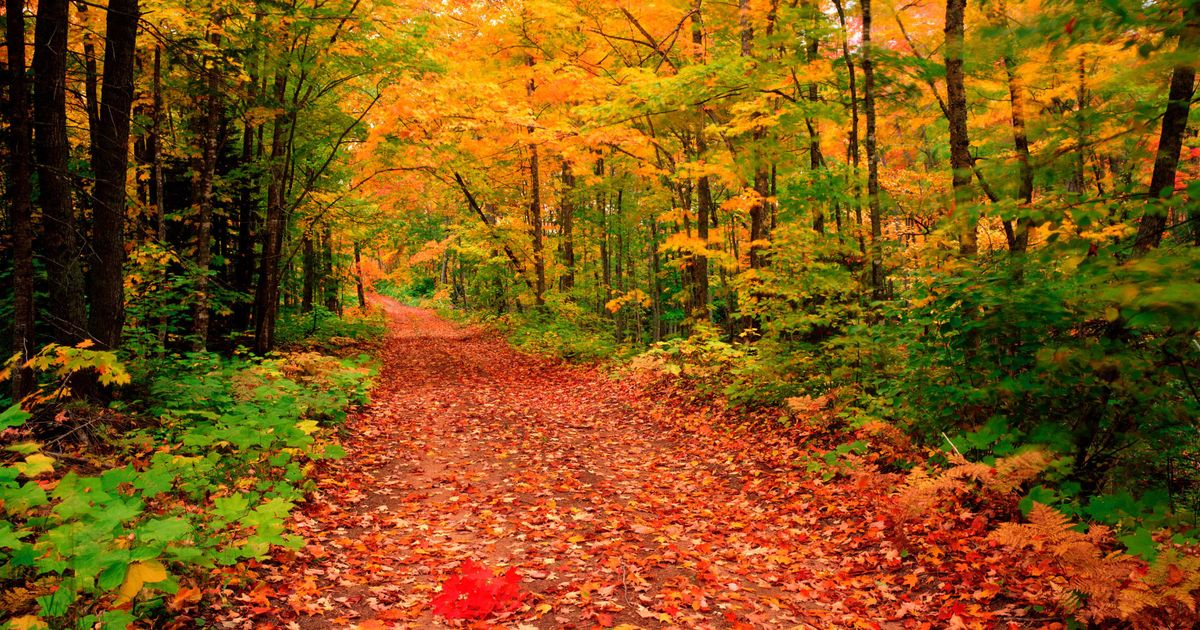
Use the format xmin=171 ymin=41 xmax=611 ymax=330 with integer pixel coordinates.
xmin=192 ymin=26 xmax=225 ymax=350
xmin=863 ymin=0 xmax=884 ymax=294
xmin=32 ymin=0 xmax=87 ymax=345
xmin=1133 ymin=1 xmax=1199 ymax=253
xmin=945 ymin=0 xmax=977 ymax=254
xmin=88 ymin=0 xmax=142 ymax=349
xmin=6 ymin=0 xmax=35 ymax=397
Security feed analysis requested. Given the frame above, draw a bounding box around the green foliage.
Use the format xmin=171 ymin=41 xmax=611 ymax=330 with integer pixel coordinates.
xmin=487 ymin=300 xmax=618 ymax=362
xmin=274 ymin=306 xmax=387 ymax=352
xmin=375 ymin=277 xmax=437 ymax=304
xmin=0 ymin=348 xmax=372 ymax=624
xmin=747 ymin=240 xmax=1200 ymax=542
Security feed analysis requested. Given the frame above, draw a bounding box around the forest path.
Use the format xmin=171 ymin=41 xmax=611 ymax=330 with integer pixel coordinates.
xmin=226 ymin=299 xmax=958 ymax=629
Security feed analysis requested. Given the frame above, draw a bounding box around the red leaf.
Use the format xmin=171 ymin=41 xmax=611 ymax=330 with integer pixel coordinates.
xmin=430 ymin=560 xmax=525 ymax=620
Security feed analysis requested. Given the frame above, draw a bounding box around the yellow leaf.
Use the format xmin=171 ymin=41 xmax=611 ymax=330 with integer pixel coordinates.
xmin=297 ymin=420 xmax=320 ymax=435
xmin=8 ymin=616 xmax=48 ymax=630
xmin=533 ymin=603 xmax=553 ymax=615
xmin=113 ymin=561 xmax=168 ymax=606
xmin=15 ymin=454 xmax=55 ymax=477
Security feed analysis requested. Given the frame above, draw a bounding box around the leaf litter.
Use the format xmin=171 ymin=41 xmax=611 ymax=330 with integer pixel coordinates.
xmin=215 ymin=299 xmax=1061 ymax=629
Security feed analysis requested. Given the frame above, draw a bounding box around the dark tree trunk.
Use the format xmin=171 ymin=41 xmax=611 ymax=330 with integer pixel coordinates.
xmin=1133 ymin=3 xmax=1198 ymax=253
xmin=945 ymin=0 xmax=977 ymax=255
xmin=864 ymin=0 xmax=884 ymax=294
xmin=833 ymin=0 xmax=867 ymax=257
xmin=1003 ymin=54 xmax=1034 ymax=253
xmin=151 ymin=46 xmax=166 ymax=243
xmin=649 ymin=217 xmax=662 ymax=341
xmin=32 ymin=0 xmax=87 ymax=345
xmin=233 ymin=117 xmax=258 ymax=331
xmin=322 ymin=222 xmax=339 ymax=314
xmin=354 ymin=241 xmax=367 ymax=308
xmin=559 ymin=167 xmax=576 ymax=291
xmin=192 ymin=28 xmax=223 ymax=350
xmin=254 ymin=70 xmax=290 ymax=353
xmin=690 ymin=6 xmax=710 ymax=320
xmin=6 ymin=0 xmax=36 ymax=398
xmin=804 ymin=3 xmax=825 ymax=233
xmin=76 ymin=1 xmax=100 ymax=159
xmin=88 ymin=0 xmax=141 ymax=349
xmin=694 ymin=173 xmax=713 ymax=321
xmin=301 ymin=234 xmax=315 ymax=312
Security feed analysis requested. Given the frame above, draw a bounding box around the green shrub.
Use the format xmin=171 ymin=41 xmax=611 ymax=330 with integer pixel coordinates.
xmin=0 ymin=347 xmax=371 ymax=626
xmin=487 ymin=300 xmax=618 ymax=362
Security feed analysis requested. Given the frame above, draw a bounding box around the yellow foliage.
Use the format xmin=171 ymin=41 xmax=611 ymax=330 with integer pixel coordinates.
xmin=113 ymin=561 xmax=168 ymax=607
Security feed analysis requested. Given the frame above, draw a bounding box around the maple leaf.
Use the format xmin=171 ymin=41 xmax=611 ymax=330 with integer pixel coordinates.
xmin=430 ymin=560 xmax=524 ymax=620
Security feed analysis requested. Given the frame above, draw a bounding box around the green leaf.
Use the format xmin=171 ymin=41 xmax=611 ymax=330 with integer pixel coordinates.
xmin=137 ymin=517 xmax=193 ymax=544
xmin=1020 ymin=486 xmax=1059 ymax=516
xmin=1119 ymin=528 xmax=1158 ymax=562
xmin=0 ymin=405 xmax=30 ymax=430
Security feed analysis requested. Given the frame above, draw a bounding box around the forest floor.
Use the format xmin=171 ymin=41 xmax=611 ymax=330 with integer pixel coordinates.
xmin=216 ymin=297 xmax=1054 ymax=629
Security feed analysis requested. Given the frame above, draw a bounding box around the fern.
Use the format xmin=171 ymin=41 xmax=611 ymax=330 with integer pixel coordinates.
xmin=992 ymin=504 xmax=1200 ymax=627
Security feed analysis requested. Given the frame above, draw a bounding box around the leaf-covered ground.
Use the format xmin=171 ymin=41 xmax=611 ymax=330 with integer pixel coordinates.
xmin=217 ymin=299 xmax=1057 ymax=629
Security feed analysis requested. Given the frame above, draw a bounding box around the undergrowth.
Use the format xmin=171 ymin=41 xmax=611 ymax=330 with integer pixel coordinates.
xmin=0 ymin=343 xmax=374 ymax=627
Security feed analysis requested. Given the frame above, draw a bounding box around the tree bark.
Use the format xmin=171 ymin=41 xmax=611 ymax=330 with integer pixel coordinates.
xmin=6 ymin=0 xmax=36 ymax=398
xmin=740 ymin=0 xmax=770 ymax=269
xmin=691 ymin=4 xmax=710 ymax=320
xmin=302 ymin=235 xmax=316 ymax=312
xmin=833 ymin=0 xmax=867 ymax=257
xmin=254 ymin=69 xmax=290 ymax=353
xmin=1133 ymin=2 xmax=1199 ymax=253
xmin=88 ymin=0 xmax=141 ymax=349
xmin=527 ymin=56 xmax=545 ymax=306
xmin=559 ymin=166 xmax=576 ymax=291
xmin=151 ymin=46 xmax=166 ymax=243
xmin=32 ymin=0 xmax=88 ymax=345
xmin=322 ymin=222 xmax=339 ymax=314
xmin=945 ymin=0 xmax=977 ymax=255
xmin=192 ymin=27 xmax=224 ymax=350
xmin=354 ymin=241 xmax=367 ymax=308
xmin=804 ymin=1 xmax=825 ymax=233
xmin=1001 ymin=27 xmax=1034 ymax=254
xmin=863 ymin=0 xmax=884 ymax=294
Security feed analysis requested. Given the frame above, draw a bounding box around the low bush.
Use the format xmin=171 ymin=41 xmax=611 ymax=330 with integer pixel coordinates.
xmin=274 ymin=306 xmax=387 ymax=354
xmin=483 ymin=300 xmax=618 ymax=362
xmin=0 ymin=344 xmax=372 ymax=627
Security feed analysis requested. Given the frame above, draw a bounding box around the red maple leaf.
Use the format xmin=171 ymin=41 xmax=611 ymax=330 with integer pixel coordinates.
xmin=431 ymin=560 xmax=524 ymax=620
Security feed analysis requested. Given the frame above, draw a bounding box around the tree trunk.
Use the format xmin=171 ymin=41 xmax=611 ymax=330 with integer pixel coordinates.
xmin=254 ymin=69 xmax=290 ymax=353
xmin=804 ymin=2 xmax=825 ymax=234
xmin=233 ymin=116 xmax=258 ymax=331
xmin=863 ymin=0 xmax=884 ymax=294
xmin=691 ymin=5 xmax=710 ymax=320
xmin=6 ymin=0 xmax=35 ymax=398
xmin=322 ymin=222 xmax=339 ymax=314
xmin=559 ymin=166 xmax=576 ymax=291
xmin=151 ymin=46 xmax=166 ymax=243
xmin=88 ymin=0 xmax=141 ymax=349
xmin=301 ymin=235 xmax=316 ymax=312
xmin=1003 ymin=54 xmax=1034 ymax=253
xmin=76 ymin=1 xmax=100 ymax=159
xmin=945 ymin=0 xmax=977 ymax=255
xmin=526 ymin=56 xmax=545 ymax=305
xmin=192 ymin=27 xmax=223 ymax=350
xmin=1133 ymin=2 xmax=1198 ymax=253
xmin=354 ymin=241 xmax=367 ymax=308
xmin=32 ymin=0 xmax=87 ymax=345
xmin=833 ymin=0 xmax=866 ymax=257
